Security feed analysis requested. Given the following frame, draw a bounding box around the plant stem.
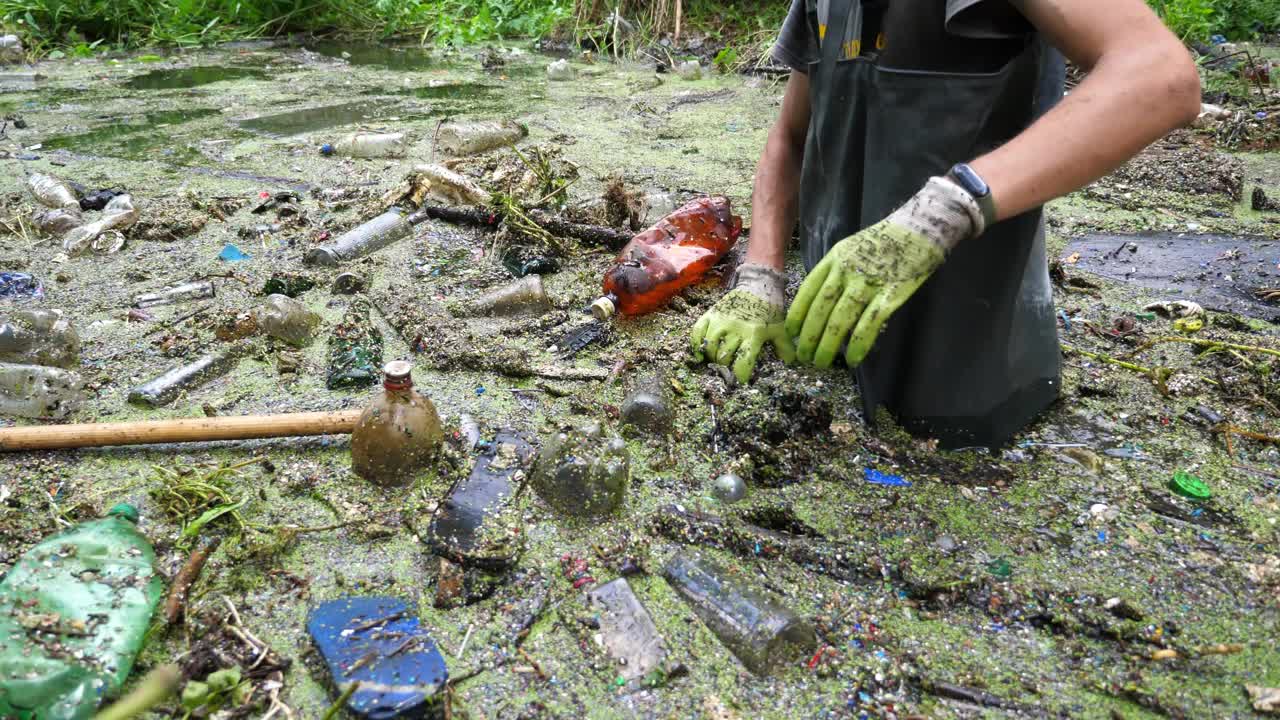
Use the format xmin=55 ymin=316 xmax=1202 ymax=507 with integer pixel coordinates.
xmin=93 ymin=664 xmax=181 ymax=720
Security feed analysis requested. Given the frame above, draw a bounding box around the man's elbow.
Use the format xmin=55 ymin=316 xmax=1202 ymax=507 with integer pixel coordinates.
xmin=1162 ymin=47 xmax=1203 ymax=128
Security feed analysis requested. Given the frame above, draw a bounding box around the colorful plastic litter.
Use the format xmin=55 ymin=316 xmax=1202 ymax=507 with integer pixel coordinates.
xmin=1170 ymin=469 xmax=1212 ymax=500
xmin=864 ymin=468 xmax=911 ymax=487
xmin=218 ymin=244 xmax=251 ymax=262
xmin=306 ymin=596 xmax=448 ymax=719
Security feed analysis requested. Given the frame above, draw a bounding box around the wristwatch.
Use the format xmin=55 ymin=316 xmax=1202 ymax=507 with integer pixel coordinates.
xmin=947 ymin=163 xmax=998 ymax=231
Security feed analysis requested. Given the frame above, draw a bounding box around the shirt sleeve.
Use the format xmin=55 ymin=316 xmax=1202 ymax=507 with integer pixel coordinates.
xmin=945 ymin=0 xmax=1033 ymax=39
xmin=772 ymin=0 xmax=819 ymax=73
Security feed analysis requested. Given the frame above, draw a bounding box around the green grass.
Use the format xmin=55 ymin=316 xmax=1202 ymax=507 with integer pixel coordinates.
xmin=2 ymin=0 xmax=1272 ymax=55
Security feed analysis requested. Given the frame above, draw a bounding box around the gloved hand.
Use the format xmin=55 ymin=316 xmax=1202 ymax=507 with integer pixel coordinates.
xmin=785 ymin=176 xmax=985 ymax=368
xmin=690 ymin=263 xmax=796 ymax=383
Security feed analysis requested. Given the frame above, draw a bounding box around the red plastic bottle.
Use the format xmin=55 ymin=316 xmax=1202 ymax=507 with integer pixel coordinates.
xmin=591 ymin=196 xmax=743 ymax=319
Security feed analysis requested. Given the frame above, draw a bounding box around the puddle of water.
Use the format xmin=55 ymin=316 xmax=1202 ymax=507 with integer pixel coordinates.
xmin=306 ymin=42 xmax=439 ymax=70
xmin=1064 ymin=232 xmax=1280 ymax=320
xmin=380 ymin=82 xmax=497 ymax=101
xmin=41 ymin=108 xmax=220 ymax=164
xmin=125 ymin=66 xmax=268 ymax=90
xmin=238 ymin=100 xmax=406 ymax=137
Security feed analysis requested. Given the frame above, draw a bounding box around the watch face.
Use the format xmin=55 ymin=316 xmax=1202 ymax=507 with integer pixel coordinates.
xmin=952 ymin=164 xmax=990 ymax=198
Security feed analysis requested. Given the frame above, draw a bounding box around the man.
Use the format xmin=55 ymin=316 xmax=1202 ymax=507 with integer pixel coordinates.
xmin=691 ymin=0 xmax=1200 ymax=448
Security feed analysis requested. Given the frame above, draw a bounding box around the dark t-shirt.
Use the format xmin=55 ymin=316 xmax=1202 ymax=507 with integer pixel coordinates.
xmin=773 ymin=0 xmax=1032 ymax=74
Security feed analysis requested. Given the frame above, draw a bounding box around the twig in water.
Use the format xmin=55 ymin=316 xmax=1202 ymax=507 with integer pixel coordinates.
xmin=92 ymin=664 xmax=181 ymax=720
xmin=321 ymin=681 xmax=360 ymax=720
xmin=164 ymin=535 xmax=222 ymax=624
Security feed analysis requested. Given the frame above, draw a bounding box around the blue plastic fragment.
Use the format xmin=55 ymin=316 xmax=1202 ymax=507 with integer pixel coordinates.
xmin=1211 ymin=34 xmax=1227 ymax=44
xmin=1097 ymin=530 xmax=1107 ymax=543
xmin=307 ymin=597 xmax=448 ymax=719
xmin=1257 ymin=111 xmax=1269 ymax=120
xmin=1058 ymin=309 xmax=1071 ymax=333
xmin=219 ymin=243 xmax=251 ymax=262
xmin=863 ymin=468 xmax=911 ymax=487
xmin=320 ymin=143 xmax=335 ymax=156
xmin=0 ymin=271 xmax=43 ymax=299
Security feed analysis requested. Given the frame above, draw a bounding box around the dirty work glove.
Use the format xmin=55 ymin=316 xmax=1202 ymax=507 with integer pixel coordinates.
xmin=690 ymin=263 xmax=797 ymax=383
xmin=785 ymin=176 xmax=985 ymax=368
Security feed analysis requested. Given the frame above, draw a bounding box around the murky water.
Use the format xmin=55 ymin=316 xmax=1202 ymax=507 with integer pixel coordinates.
xmin=41 ymin=108 xmax=221 ymax=163
xmin=1064 ymin=232 xmax=1280 ymax=320
xmin=125 ymin=66 xmax=268 ymax=90
xmin=237 ymin=100 xmax=409 ymax=136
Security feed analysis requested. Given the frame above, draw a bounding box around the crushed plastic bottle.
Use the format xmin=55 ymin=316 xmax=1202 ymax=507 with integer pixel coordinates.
xmin=412 ymin=164 xmax=492 ymax=206
xmin=27 ymin=173 xmax=82 ymax=213
xmin=32 ymin=208 xmax=82 ymax=236
xmin=0 ymin=309 xmax=80 ymax=368
xmin=327 ymin=299 xmax=383 ymax=389
xmin=133 ymin=280 xmax=216 ymax=309
xmin=591 ymin=196 xmax=743 ymax=319
xmin=588 ymin=578 xmax=668 ymax=688
xmin=435 ymin=119 xmax=527 ymax=156
xmin=460 ymin=275 xmax=552 ymax=317
xmin=321 ymin=131 xmax=409 ymax=159
xmin=252 ymin=294 xmax=321 ymax=347
xmin=531 ymin=421 xmax=630 ymax=518
xmin=351 ymin=361 xmax=444 ymax=487
xmin=676 ymin=60 xmax=702 ymax=80
xmin=663 ymin=553 xmax=814 ymax=675
xmin=0 ymin=34 xmax=23 ymax=64
xmin=0 ymin=361 xmax=83 ymax=418
xmin=128 ymin=346 xmax=245 ymax=407
xmin=62 ymin=194 xmax=138 ymax=255
xmin=0 ymin=504 xmax=162 ymax=720
xmin=305 ymin=209 xmax=417 ymax=267
xmin=547 ymin=58 xmax=575 ymax=81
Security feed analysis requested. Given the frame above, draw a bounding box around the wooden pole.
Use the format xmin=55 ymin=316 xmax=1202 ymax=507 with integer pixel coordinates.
xmin=0 ymin=409 xmax=362 ymax=452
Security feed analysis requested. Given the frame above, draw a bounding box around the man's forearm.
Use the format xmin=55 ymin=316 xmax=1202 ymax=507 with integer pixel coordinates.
xmin=745 ymin=130 xmax=804 ymax=270
xmin=969 ymin=0 xmax=1201 ymax=224
xmin=745 ymin=73 xmax=811 ymax=270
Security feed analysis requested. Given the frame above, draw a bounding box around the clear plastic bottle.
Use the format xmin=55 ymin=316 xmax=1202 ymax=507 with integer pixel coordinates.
xmin=62 ymin=194 xmax=138 ymax=255
xmin=322 ymin=131 xmax=409 ymax=159
xmin=462 ymin=275 xmax=551 ymax=317
xmin=350 ymin=361 xmax=444 ymax=486
xmin=620 ymin=374 xmax=672 ymax=434
xmin=252 ymin=294 xmax=321 ymax=347
xmin=27 ymin=172 xmax=81 ymax=213
xmin=0 ymin=361 xmax=83 ymax=419
xmin=591 ymin=196 xmax=742 ymax=319
xmin=0 ymin=504 xmax=162 ymax=720
xmin=436 ymin=120 xmax=527 ymax=156
xmin=0 ymin=309 xmax=81 ymax=369
xmin=32 ymin=208 xmax=83 ymax=236
xmin=127 ymin=346 xmax=244 ymax=407
xmin=133 ymin=280 xmax=216 ymax=309
xmin=304 ymin=209 xmax=413 ymax=267
xmin=0 ymin=34 xmax=23 ymax=63
xmin=531 ymin=421 xmax=630 ymax=518
xmin=663 ymin=553 xmax=814 ymax=675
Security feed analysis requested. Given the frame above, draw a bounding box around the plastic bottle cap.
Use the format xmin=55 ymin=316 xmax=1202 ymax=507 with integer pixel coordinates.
xmin=591 ymin=297 xmax=617 ymax=321
xmin=384 ymin=360 xmax=413 ymax=379
xmin=320 ymin=143 xmax=334 ymax=155
xmin=107 ymin=503 xmax=140 ymax=523
xmin=1170 ymin=470 xmax=1211 ymax=500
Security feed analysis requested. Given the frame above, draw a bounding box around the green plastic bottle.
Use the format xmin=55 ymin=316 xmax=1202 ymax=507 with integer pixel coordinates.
xmin=0 ymin=504 xmax=162 ymax=720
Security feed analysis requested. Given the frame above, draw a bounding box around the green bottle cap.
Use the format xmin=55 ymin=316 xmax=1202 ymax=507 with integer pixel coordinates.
xmin=1169 ymin=470 xmax=1211 ymax=500
xmin=107 ymin=503 xmax=140 ymax=523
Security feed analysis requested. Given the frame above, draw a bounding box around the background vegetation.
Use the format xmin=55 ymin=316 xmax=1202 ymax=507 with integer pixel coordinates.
xmin=0 ymin=0 xmax=1275 ymax=56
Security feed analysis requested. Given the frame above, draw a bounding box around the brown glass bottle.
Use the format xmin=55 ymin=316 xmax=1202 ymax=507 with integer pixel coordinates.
xmin=351 ymin=361 xmax=444 ymax=486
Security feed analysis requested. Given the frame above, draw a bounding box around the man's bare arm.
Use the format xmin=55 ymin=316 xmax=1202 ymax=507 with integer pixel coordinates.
xmin=744 ymin=72 xmax=812 ymax=270
xmin=969 ymin=0 xmax=1201 ymax=223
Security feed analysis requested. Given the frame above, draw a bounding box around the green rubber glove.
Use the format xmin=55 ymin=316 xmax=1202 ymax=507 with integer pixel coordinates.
xmin=785 ymin=176 xmax=985 ymax=368
xmin=690 ymin=263 xmax=796 ymax=383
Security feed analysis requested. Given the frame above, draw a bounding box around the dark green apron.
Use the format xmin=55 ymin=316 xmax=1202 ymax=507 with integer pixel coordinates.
xmin=799 ymin=0 xmax=1062 ymax=449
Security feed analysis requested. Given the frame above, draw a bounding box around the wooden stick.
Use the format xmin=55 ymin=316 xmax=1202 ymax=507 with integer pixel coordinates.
xmin=0 ymin=409 xmax=362 ymax=452
xmin=164 ymin=536 xmax=222 ymax=625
